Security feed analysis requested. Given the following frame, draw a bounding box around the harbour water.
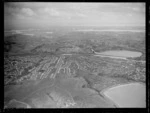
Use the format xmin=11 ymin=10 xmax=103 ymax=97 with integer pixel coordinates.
xmin=102 ymin=83 xmax=146 ymax=108
xmin=95 ymin=50 xmax=142 ymax=58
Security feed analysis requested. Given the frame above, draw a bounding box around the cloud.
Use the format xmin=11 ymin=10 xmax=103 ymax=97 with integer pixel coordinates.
xmin=127 ymin=13 xmax=132 ymax=17
xmin=21 ymin=8 xmax=35 ymax=16
xmin=43 ymin=8 xmax=60 ymax=16
xmin=40 ymin=7 xmax=74 ymax=20
xmin=4 ymin=3 xmax=145 ymax=29
xmin=4 ymin=4 xmax=20 ymax=16
xmin=132 ymin=7 xmax=140 ymax=11
xmin=76 ymin=13 xmax=87 ymax=17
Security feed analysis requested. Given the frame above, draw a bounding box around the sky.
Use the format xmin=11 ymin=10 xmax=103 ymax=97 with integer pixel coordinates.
xmin=4 ymin=3 xmax=145 ymax=30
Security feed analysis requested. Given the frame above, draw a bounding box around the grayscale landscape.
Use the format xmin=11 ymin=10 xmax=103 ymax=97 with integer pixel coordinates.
xmin=4 ymin=3 xmax=145 ymax=108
